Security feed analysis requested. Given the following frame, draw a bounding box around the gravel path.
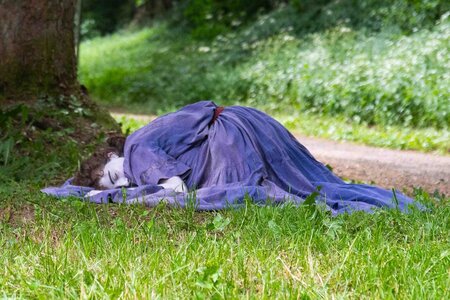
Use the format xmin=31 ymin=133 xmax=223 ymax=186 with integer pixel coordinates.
xmin=112 ymin=112 xmax=449 ymax=196
xmin=296 ymin=135 xmax=449 ymax=196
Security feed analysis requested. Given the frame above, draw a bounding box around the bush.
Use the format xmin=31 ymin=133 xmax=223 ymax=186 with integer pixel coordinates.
xmin=81 ymin=0 xmax=136 ymax=39
xmin=290 ymin=0 xmax=449 ymax=33
xmin=182 ymin=0 xmax=285 ymax=39
xmin=79 ymin=3 xmax=449 ymax=129
xmin=242 ymin=17 xmax=450 ymax=128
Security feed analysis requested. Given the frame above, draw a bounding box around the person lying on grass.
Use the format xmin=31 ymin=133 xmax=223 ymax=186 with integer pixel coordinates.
xmin=72 ymin=134 xmax=187 ymax=193
xmin=48 ymin=101 xmax=420 ymax=214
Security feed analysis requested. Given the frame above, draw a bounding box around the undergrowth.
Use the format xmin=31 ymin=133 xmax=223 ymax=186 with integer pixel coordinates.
xmin=79 ymin=4 xmax=449 ymax=130
xmin=0 ymin=96 xmax=118 ymax=184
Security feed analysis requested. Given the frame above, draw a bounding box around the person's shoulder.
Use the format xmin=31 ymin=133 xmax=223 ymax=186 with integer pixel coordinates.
xmin=125 ymin=101 xmax=219 ymax=143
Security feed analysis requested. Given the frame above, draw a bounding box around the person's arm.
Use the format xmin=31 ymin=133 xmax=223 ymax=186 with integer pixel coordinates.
xmin=124 ymin=144 xmax=191 ymax=186
xmin=158 ymin=176 xmax=188 ymax=193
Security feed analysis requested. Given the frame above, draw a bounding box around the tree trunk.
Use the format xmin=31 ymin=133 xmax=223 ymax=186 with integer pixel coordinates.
xmin=0 ymin=0 xmax=120 ymax=181
xmin=75 ymin=0 xmax=83 ymax=64
xmin=0 ymin=0 xmax=79 ymax=97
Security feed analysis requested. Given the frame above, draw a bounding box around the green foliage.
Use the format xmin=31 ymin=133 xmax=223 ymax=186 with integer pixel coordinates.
xmin=290 ymin=0 xmax=449 ymax=33
xmin=182 ymin=0 xmax=282 ymax=39
xmin=81 ymin=0 xmax=136 ymax=39
xmin=243 ymin=18 xmax=450 ymax=128
xmin=80 ymin=0 xmax=448 ymax=40
xmin=0 ymin=96 xmax=116 ymax=184
xmin=279 ymin=113 xmax=450 ymax=153
xmin=79 ymin=26 xmax=250 ymax=113
xmin=80 ymin=4 xmax=449 ymax=130
xmin=182 ymin=0 xmax=448 ymax=39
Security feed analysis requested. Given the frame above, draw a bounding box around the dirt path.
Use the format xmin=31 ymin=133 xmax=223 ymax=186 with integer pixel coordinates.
xmin=111 ymin=112 xmax=449 ymax=196
xmin=295 ymin=135 xmax=449 ymax=196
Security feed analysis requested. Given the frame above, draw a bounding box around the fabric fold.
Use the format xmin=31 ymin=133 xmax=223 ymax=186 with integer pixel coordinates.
xmin=42 ymin=101 xmax=422 ymax=215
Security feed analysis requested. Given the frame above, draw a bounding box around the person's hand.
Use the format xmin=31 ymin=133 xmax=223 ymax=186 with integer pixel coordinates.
xmin=85 ymin=190 xmax=103 ymax=197
xmin=158 ymin=176 xmax=188 ymax=193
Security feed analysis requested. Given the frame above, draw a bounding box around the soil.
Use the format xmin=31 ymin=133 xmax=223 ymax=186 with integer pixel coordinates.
xmin=111 ymin=112 xmax=449 ymax=197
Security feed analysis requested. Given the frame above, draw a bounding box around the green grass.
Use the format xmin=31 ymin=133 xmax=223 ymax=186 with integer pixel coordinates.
xmin=279 ymin=114 xmax=450 ymax=154
xmin=1 ymin=184 xmax=449 ymax=298
xmin=1 ymin=114 xmax=449 ymax=298
xmin=2 ymin=3 xmax=450 ymax=297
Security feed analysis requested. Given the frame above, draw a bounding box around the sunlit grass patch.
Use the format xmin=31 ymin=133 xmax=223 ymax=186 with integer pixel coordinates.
xmin=0 ymin=186 xmax=448 ymax=298
xmin=279 ymin=113 xmax=450 ymax=154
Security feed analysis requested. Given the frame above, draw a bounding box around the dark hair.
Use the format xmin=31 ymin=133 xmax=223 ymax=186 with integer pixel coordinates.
xmin=72 ymin=134 xmax=126 ymax=189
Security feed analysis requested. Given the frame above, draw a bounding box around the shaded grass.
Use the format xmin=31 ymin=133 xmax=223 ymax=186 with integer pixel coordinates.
xmin=0 ymin=97 xmax=119 ymax=184
xmin=0 ymin=185 xmax=448 ymax=299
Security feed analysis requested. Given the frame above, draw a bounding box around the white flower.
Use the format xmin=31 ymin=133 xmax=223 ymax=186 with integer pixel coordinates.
xmin=198 ymin=46 xmax=210 ymax=53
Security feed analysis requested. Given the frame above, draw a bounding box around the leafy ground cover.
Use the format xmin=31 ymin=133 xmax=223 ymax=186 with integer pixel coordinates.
xmin=79 ymin=4 xmax=450 ymax=130
xmin=0 ymin=97 xmax=119 ymax=184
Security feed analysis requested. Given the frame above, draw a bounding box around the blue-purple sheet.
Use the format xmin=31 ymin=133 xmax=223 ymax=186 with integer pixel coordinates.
xmin=42 ymin=101 xmax=421 ymax=215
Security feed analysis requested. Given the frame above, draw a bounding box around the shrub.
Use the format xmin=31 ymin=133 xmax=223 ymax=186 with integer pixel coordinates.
xmin=290 ymin=0 xmax=449 ymax=33
xmin=241 ymin=17 xmax=449 ymax=128
xmin=182 ymin=0 xmax=285 ymax=39
xmin=79 ymin=3 xmax=450 ymax=129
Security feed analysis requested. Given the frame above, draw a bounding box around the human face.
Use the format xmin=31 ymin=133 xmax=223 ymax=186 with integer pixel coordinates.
xmin=98 ymin=154 xmax=129 ymax=189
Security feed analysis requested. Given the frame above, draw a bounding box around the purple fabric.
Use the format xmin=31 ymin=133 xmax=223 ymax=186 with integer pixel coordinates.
xmin=42 ymin=101 xmax=421 ymax=214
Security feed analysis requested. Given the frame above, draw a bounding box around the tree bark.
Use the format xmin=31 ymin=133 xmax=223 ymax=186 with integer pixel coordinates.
xmin=75 ymin=0 xmax=82 ymax=64
xmin=0 ymin=0 xmax=78 ymax=98
xmin=0 ymin=0 xmax=120 ymax=180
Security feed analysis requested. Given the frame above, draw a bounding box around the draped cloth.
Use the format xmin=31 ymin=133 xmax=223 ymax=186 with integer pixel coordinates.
xmin=42 ymin=101 xmax=421 ymax=215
